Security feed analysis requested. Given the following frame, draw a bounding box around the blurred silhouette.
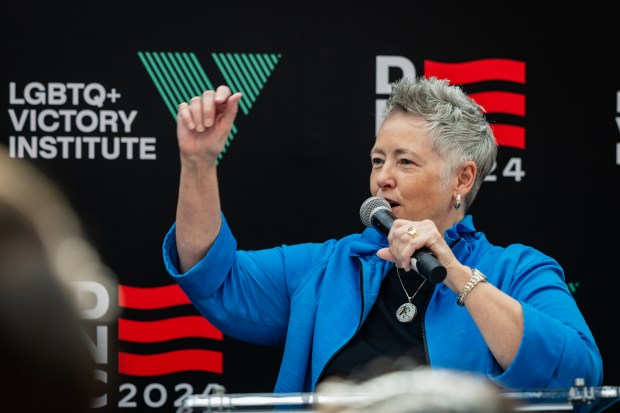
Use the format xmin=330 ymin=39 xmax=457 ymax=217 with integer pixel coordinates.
xmin=0 ymin=145 xmax=115 ymax=291
xmin=0 ymin=145 xmax=117 ymax=413
xmin=314 ymin=364 xmax=518 ymax=413
xmin=0 ymin=200 xmax=96 ymax=413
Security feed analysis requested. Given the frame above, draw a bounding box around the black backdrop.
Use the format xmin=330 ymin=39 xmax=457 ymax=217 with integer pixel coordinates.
xmin=3 ymin=2 xmax=619 ymax=412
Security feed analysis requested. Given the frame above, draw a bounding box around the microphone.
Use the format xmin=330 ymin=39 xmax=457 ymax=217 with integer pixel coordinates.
xmin=360 ymin=196 xmax=447 ymax=284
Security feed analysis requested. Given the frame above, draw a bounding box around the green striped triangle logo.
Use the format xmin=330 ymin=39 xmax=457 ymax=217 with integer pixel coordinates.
xmin=138 ymin=51 xmax=282 ymax=163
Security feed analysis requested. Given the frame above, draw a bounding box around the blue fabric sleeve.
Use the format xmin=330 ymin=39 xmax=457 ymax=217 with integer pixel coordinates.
xmin=492 ymin=246 xmax=603 ymax=388
xmin=162 ymin=213 xmax=337 ymax=346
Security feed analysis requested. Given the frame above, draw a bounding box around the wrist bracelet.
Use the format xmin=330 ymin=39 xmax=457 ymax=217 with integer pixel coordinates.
xmin=456 ymin=268 xmax=487 ymax=307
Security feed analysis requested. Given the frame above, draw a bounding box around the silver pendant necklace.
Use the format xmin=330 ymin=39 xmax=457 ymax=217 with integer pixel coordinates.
xmin=395 ymin=266 xmax=427 ymax=324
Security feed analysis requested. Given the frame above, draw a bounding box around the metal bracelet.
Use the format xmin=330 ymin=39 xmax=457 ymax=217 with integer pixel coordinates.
xmin=456 ymin=268 xmax=487 ymax=307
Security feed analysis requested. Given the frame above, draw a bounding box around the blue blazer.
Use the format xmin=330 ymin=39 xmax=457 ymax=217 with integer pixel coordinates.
xmin=163 ymin=214 xmax=603 ymax=392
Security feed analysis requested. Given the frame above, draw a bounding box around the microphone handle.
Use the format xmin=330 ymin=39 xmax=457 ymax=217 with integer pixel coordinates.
xmin=411 ymin=249 xmax=447 ymax=284
xmin=367 ymin=205 xmax=447 ymax=283
xmin=371 ymin=209 xmax=394 ymax=234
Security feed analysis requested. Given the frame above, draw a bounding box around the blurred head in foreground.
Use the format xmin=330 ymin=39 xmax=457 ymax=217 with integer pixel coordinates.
xmin=0 ymin=146 xmax=117 ymax=412
xmin=0 ymin=200 xmax=95 ymax=413
xmin=315 ymin=366 xmax=518 ymax=413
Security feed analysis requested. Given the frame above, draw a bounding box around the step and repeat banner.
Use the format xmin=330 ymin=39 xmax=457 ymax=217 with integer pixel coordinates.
xmin=3 ymin=2 xmax=619 ymax=412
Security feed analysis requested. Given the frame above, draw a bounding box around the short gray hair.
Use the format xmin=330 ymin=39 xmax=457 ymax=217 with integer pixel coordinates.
xmin=381 ymin=77 xmax=497 ymax=211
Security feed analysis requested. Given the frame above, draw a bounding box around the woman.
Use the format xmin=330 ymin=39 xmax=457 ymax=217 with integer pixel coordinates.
xmin=163 ymin=76 xmax=602 ymax=393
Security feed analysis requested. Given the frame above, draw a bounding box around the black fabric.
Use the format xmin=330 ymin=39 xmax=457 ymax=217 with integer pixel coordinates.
xmin=319 ymin=266 xmax=433 ymax=382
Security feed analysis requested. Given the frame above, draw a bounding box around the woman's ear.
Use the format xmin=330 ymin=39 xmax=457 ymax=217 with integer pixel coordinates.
xmin=456 ymin=161 xmax=476 ymax=193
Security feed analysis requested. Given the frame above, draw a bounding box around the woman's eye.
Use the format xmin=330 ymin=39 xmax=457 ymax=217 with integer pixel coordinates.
xmin=371 ymin=158 xmax=384 ymax=165
xmin=400 ymin=159 xmax=413 ymax=165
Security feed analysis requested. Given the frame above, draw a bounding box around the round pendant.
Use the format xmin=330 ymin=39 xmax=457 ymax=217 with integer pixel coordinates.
xmin=396 ymin=302 xmax=417 ymax=324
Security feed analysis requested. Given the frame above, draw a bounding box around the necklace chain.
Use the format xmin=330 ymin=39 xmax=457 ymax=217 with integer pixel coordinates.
xmin=395 ymin=266 xmax=426 ymax=302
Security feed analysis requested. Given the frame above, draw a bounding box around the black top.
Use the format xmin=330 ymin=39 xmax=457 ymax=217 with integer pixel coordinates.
xmin=319 ymin=266 xmax=433 ymax=383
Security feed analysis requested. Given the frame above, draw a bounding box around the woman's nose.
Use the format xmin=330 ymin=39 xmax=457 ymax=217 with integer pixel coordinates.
xmin=375 ymin=164 xmax=395 ymax=189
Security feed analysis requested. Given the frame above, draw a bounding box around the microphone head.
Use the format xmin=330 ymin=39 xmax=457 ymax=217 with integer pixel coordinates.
xmin=360 ymin=196 xmax=391 ymax=228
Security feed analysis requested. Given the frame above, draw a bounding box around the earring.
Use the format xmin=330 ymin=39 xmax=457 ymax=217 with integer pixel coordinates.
xmin=454 ymin=194 xmax=462 ymax=210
